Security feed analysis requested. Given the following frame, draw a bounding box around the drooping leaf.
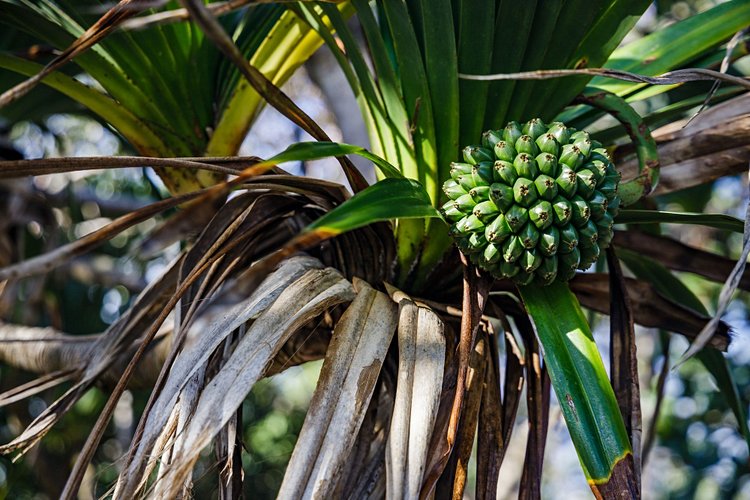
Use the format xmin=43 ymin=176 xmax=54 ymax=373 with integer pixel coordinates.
xmin=306 ymin=178 xmax=440 ymax=236
xmin=518 ymin=281 xmax=635 ymax=496
xmin=574 ymin=87 xmax=659 ymax=206
xmin=569 ymin=272 xmax=731 ymax=351
xmin=614 ymin=230 xmax=750 ymax=291
xmin=594 ymin=0 xmax=750 ymax=97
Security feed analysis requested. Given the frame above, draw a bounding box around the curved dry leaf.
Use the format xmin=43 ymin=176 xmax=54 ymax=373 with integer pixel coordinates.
xmin=679 ymin=165 xmax=750 ymax=363
xmin=0 ymin=322 xmax=96 ymax=375
xmin=134 ymin=266 xmax=355 ymax=499
xmin=458 ymin=66 xmax=750 ymax=89
xmin=614 ymin=231 xmax=750 ymax=291
xmin=569 ymin=274 xmax=732 ymax=351
xmin=0 ymin=257 xmax=180 ymax=456
xmin=0 ymin=155 xmax=248 ymax=179
xmin=278 ymin=279 xmax=398 ymax=499
xmin=0 ymin=370 xmax=77 ymax=408
xmin=115 ymin=255 xmax=327 ymax=496
xmin=386 ymin=289 xmax=446 ymax=500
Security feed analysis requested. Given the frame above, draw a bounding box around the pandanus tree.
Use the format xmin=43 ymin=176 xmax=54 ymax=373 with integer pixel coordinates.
xmin=0 ymin=0 xmax=750 ymax=498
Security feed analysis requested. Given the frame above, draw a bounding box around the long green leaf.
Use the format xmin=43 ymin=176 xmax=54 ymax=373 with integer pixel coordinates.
xmin=519 ymin=281 xmax=635 ymax=494
xmin=456 ymin=0 xmax=494 ymax=147
xmin=381 ymin=0 xmax=438 ymax=196
xmin=616 ymin=210 xmax=744 ymax=233
xmin=412 ymin=0 xmax=460 ymax=290
xmin=0 ymin=53 xmax=170 ymax=156
xmin=207 ymin=8 xmax=328 ymax=155
xmin=593 ymin=0 xmax=750 ymax=96
xmin=528 ymin=0 xmax=651 ymax=119
xmin=0 ymin=1 xmax=171 ymax=136
xmin=348 ymin=0 xmax=414 ymax=168
xmin=505 ymin=0 xmax=564 ymax=121
xmin=483 ymin=0 xmax=537 ymax=127
xmin=306 ymin=177 xmax=439 ymax=235
xmin=418 ymin=0 xmax=458 ymax=188
xmin=315 ymin=3 xmax=406 ymax=167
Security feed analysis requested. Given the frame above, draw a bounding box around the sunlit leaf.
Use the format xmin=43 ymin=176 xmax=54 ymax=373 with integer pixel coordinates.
xmin=307 ymin=178 xmax=439 ymax=235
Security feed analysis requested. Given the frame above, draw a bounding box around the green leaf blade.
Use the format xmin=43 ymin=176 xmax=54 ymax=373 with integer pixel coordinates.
xmin=519 ymin=281 xmax=634 ymax=490
xmin=596 ymin=0 xmax=750 ymax=96
xmin=306 ymin=177 xmax=440 ymax=235
xmin=616 ymin=210 xmax=744 ymax=233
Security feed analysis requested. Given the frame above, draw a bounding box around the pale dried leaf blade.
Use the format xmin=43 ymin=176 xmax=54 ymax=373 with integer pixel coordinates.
xmin=408 ymin=307 xmax=446 ymax=497
xmin=385 ymin=290 xmax=446 ymax=500
xmin=114 ymin=256 xmax=334 ymax=497
xmin=278 ymin=282 xmax=377 ymax=495
xmin=278 ymin=279 xmax=398 ymax=499
xmin=386 ymin=296 xmax=418 ymax=500
xmin=146 ymin=266 xmax=355 ymax=499
xmin=0 ymin=321 xmax=95 ymax=374
xmin=0 ymin=370 xmax=77 ymax=408
xmin=0 ymin=259 xmax=180 ymax=456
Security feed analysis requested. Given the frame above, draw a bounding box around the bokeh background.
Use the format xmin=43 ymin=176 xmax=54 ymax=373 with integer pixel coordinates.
xmin=1 ymin=1 xmax=749 ymax=498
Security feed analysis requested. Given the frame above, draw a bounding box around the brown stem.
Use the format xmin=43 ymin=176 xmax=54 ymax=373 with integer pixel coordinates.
xmin=421 ymin=255 xmax=490 ymax=498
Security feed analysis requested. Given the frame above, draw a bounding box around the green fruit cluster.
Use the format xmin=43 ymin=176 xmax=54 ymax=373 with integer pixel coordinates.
xmin=441 ymin=119 xmax=621 ymax=285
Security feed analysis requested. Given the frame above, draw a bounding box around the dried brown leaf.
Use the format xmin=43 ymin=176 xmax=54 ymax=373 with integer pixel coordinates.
xmin=516 ymin=313 xmax=550 ymax=500
xmin=614 ymin=231 xmax=750 ymax=291
xmin=569 ymin=274 xmax=731 ymax=350
xmin=607 ymin=247 xmax=642 ymax=491
xmin=420 ymin=259 xmax=490 ymax=498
